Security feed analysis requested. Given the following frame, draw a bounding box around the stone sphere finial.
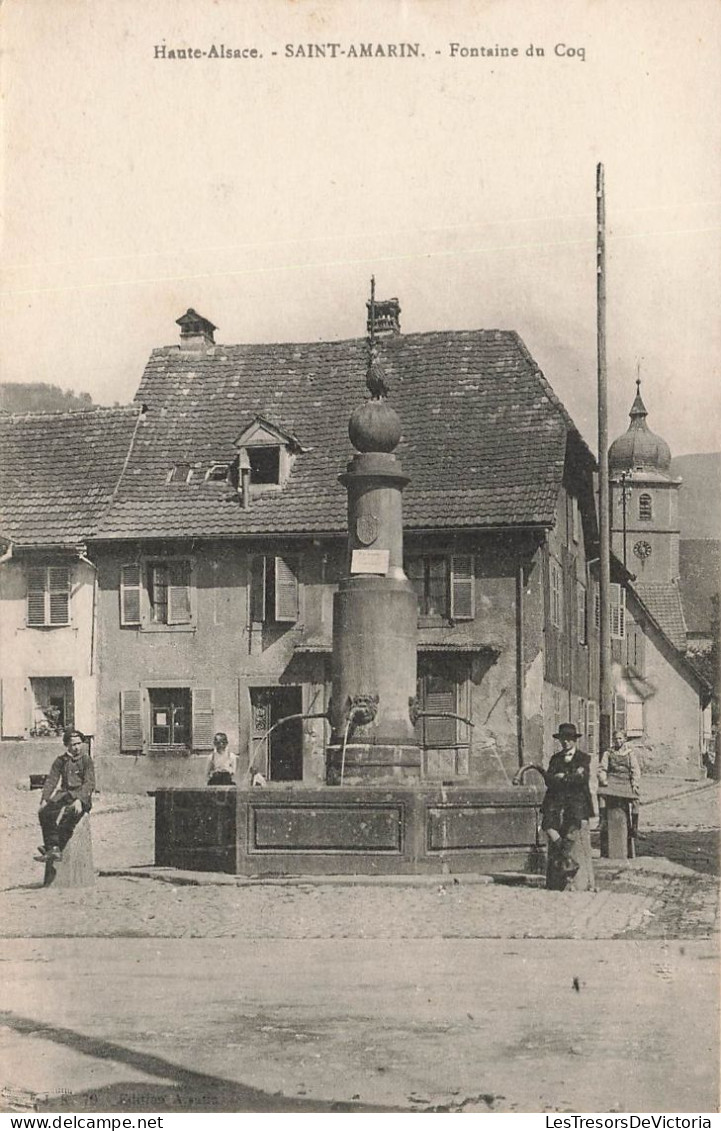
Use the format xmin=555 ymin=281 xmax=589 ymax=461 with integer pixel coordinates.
xmin=349 ymin=400 xmax=402 ymax=453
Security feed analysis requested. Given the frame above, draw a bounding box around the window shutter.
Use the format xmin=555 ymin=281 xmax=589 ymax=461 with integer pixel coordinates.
xmin=424 ymin=680 xmax=457 ymax=746
xmin=74 ymin=676 xmax=96 ymax=736
xmin=594 ymin=587 xmax=601 ymax=631
xmin=249 ymin=556 xmax=266 ymax=623
xmin=1 ymin=677 xmax=28 ymax=737
xmin=274 ymin=556 xmax=299 ymax=622
xmin=27 ymin=566 xmax=47 ymax=626
xmin=120 ymin=564 xmax=142 ymax=625
xmin=586 ymin=700 xmax=598 ymax=754
xmin=610 ymin=584 xmax=626 ymax=639
xmin=613 ymin=693 xmax=627 ymax=734
xmin=120 ymin=689 xmax=144 ymax=751
xmin=192 ymin=688 xmax=215 ymax=749
xmin=167 ymin=560 xmax=192 ymax=624
xmin=48 ymin=566 xmax=70 ymax=625
xmin=450 ymin=555 xmax=474 ymax=620
xmin=550 ymin=560 xmax=563 ymax=627
xmin=626 ymin=699 xmax=644 ymax=737
xmin=577 ymin=583 xmax=587 ymax=644
xmin=572 ymin=497 xmax=582 ymax=543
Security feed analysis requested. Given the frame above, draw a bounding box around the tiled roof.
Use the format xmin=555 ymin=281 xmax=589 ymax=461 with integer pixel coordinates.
xmin=631 ymin=581 xmax=688 ymax=651
xmin=94 ymin=329 xmax=594 ymax=539
xmin=0 ymin=406 xmax=143 ymax=547
xmin=679 ymin=539 xmax=720 ymax=635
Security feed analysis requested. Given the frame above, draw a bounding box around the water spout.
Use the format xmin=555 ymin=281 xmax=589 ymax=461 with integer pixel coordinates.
xmin=512 ymin=763 xmax=546 ymax=787
xmin=249 ymin=712 xmax=329 ymax=780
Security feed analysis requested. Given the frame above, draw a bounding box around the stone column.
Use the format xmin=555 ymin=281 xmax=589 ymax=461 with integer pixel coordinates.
xmin=326 ymin=397 xmax=421 ymax=785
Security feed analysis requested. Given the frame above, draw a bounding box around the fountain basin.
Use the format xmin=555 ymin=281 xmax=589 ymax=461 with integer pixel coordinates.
xmin=151 ymin=785 xmax=544 ymax=876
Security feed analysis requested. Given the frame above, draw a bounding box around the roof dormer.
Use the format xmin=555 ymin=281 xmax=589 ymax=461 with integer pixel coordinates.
xmin=234 ymin=416 xmax=303 ymax=498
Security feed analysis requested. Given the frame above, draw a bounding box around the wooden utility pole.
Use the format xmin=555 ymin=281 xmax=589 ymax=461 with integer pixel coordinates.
xmin=597 ymin=163 xmax=613 ymax=753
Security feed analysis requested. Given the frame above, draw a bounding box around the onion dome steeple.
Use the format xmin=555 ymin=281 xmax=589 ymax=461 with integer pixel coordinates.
xmin=608 ymin=378 xmax=672 ymax=473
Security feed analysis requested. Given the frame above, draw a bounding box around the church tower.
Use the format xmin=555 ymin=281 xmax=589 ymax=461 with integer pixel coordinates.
xmin=608 ymin=380 xmax=681 ymax=583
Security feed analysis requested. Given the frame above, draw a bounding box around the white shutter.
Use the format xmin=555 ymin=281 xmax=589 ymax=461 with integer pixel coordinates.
xmin=167 ymin=560 xmax=192 ymax=624
xmin=577 ymin=583 xmax=587 ymax=644
xmin=249 ymin=556 xmax=266 ymax=623
xmin=626 ymin=699 xmax=644 ymax=737
xmin=1 ymin=677 xmax=28 ymax=737
xmin=450 ymin=555 xmax=474 ymax=620
xmin=120 ymin=689 xmax=144 ymax=751
xmin=120 ymin=564 xmax=142 ymax=625
xmin=586 ymin=700 xmax=598 ymax=754
xmin=27 ymin=566 xmax=47 ymax=626
xmin=48 ymin=566 xmax=70 ymax=625
xmin=74 ymin=676 xmax=97 ymax=736
xmin=274 ymin=556 xmax=299 ymax=623
xmin=192 ymin=688 xmax=215 ymax=749
xmin=613 ymin=693 xmax=627 ymax=734
xmin=611 ymin=588 xmax=620 ymax=642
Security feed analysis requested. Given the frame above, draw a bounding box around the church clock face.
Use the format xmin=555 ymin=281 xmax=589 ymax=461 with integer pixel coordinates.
xmin=633 ymin=539 xmax=652 ymax=560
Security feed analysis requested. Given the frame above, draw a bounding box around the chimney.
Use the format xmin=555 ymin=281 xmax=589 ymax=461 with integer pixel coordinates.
xmin=176 ymin=308 xmax=217 ymax=351
xmin=366 ymin=297 xmax=401 ymax=337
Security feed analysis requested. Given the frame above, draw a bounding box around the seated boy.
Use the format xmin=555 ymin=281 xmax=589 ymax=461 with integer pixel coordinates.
xmin=36 ymin=728 xmax=95 ymax=862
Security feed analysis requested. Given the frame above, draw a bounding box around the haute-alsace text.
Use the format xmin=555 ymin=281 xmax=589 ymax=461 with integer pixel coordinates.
xmin=154 ymin=43 xmax=260 ymax=59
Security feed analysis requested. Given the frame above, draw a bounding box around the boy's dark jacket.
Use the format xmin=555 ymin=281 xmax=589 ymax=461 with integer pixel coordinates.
xmin=41 ymin=751 xmax=95 ymax=807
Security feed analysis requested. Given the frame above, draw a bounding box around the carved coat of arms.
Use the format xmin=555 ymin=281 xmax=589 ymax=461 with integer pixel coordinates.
xmin=356 ymin=513 xmax=379 ymax=545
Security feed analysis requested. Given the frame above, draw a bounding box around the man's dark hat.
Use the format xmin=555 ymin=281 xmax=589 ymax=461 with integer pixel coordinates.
xmin=554 ymin=722 xmax=581 ymax=740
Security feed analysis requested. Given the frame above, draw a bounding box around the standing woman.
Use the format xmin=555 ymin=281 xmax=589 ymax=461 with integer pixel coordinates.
xmin=598 ymin=729 xmax=641 ymax=856
xmin=542 ymin=722 xmax=596 ymax=891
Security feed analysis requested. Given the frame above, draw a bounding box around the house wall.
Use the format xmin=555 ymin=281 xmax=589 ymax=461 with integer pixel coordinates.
xmin=619 ymin=600 xmax=705 ymax=778
xmin=0 ymin=556 xmax=96 ymax=740
xmin=541 ymin=482 xmax=600 ymax=762
xmin=94 ymin=538 xmax=335 ymax=791
xmin=92 ymin=532 xmax=532 ymax=791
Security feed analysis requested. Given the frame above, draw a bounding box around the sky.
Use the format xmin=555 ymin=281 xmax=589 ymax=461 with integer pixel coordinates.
xmin=2 ymin=0 xmax=720 ymax=456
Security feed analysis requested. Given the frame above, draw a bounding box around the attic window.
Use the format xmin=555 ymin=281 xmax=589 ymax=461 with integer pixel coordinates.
xmin=249 ymin=447 xmax=280 ymax=485
xmin=167 ymin=463 xmax=192 ymax=484
xmin=206 ymin=463 xmax=230 ymax=483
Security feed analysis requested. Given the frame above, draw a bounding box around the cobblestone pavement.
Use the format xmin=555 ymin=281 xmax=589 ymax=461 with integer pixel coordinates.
xmin=1 ymin=780 xmax=718 ymax=943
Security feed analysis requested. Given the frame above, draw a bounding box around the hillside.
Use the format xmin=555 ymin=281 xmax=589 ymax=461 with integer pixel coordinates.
xmin=672 ymin=453 xmax=721 ymax=540
xmin=0 ymin=382 xmax=96 ymax=415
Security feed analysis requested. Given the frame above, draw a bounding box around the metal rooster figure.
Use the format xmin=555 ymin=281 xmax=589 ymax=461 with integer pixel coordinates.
xmin=366 ymin=276 xmax=389 ymax=400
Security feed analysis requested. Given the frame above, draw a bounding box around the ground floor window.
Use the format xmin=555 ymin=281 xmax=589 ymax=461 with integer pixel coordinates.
xmin=119 ymin=687 xmax=215 ymax=753
xmin=30 ymin=677 xmax=74 ymax=737
xmin=149 ymin=687 xmax=190 ymax=746
xmin=415 ymin=656 xmax=470 ymax=779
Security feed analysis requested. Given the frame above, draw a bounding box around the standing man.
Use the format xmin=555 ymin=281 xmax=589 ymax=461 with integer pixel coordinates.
xmin=541 ymin=722 xmax=596 ymax=890
xmin=36 ymin=728 xmax=95 ymax=862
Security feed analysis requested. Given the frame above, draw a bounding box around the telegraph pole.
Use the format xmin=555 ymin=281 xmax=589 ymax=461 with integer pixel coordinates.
xmin=597 ymin=163 xmax=613 ymax=753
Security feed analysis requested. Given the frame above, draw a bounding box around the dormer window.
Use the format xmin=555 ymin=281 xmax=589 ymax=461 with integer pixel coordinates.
xmin=167 ymin=463 xmax=192 ymax=484
xmin=206 ymin=463 xmax=230 ymax=483
xmin=234 ymin=416 xmax=304 ymax=497
xmin=248 ymin=447 xmax=280 ymax=485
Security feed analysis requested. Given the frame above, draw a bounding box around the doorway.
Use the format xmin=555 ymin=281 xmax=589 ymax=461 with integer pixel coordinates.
xmin=250 ymin=686 xmax=303 ymax=781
